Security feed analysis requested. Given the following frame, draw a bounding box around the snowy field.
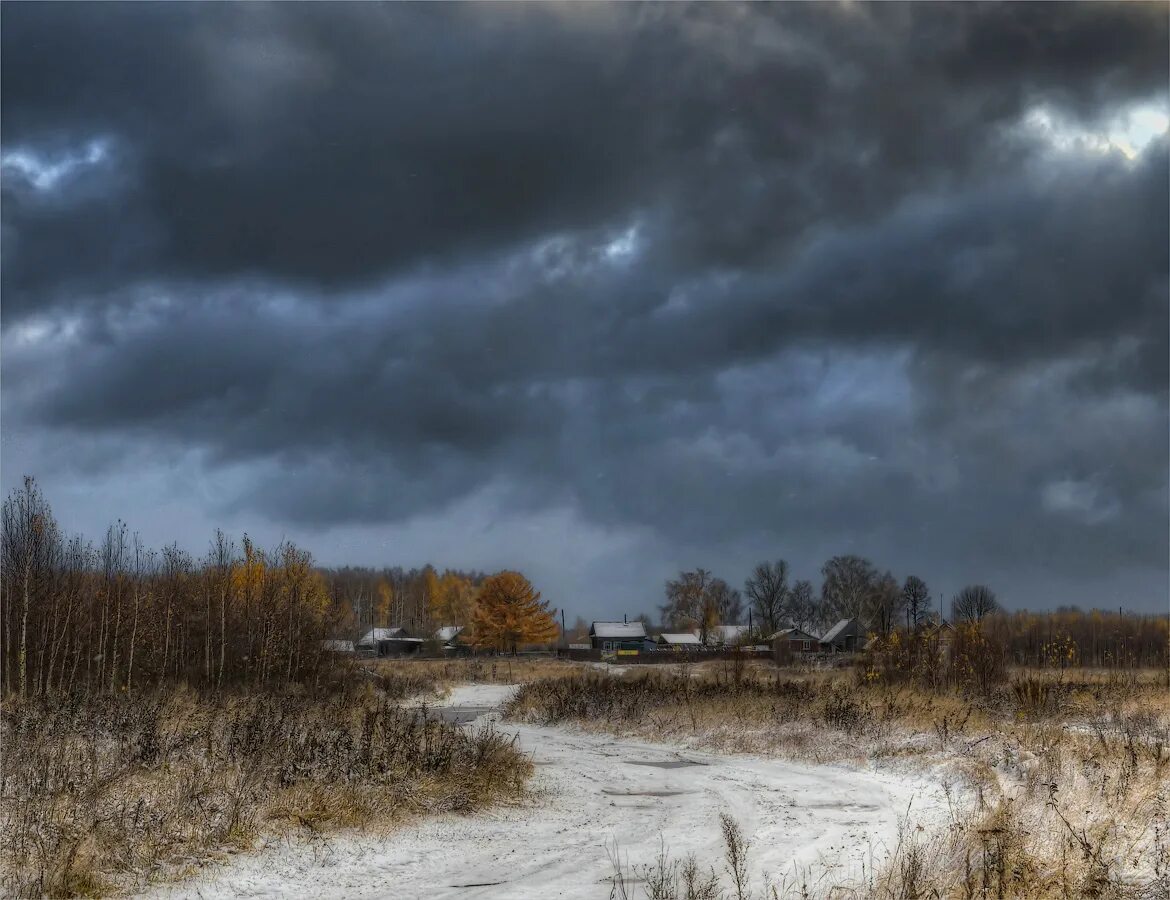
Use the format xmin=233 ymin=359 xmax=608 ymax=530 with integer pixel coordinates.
xmin=149 ymin=683 xmax=949 ymax=899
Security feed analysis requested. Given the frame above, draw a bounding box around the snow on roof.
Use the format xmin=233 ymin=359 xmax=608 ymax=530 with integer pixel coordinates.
xmin=590 ymin=621 xmax=647 ymax=639
xmin=435 ymin=625 xmax=464 ymax=642
xmin=768 ymin=628 xmax=819 ymax=642
xmin=819 ymin=619 xmax=859 ymax=644
xmin=357 ymin=627 xmax=417 ymax=645
xmin=658 ymin=632 xmax=702 ymax=645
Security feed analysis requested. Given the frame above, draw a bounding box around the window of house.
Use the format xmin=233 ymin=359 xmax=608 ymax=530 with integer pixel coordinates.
xmin=603 ymin=641 xmax=613 ymax=651
xmin=803 ymin=640 xmax=810 ymax=651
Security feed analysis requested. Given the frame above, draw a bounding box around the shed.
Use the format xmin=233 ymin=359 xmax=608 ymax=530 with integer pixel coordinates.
xmin=656 ymin=632 xmax=702 ymax=650
xmin=819 ymin=618 xmax=868 ymax=653
xmin=356 ymin=626 xmax=425 ymax=657
xmin=589 ymin=621 xmax=647 ymax=651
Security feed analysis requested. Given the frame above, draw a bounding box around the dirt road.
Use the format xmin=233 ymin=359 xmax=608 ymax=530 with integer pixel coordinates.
xmin=153 ymin=684 xmax=947 ymax=899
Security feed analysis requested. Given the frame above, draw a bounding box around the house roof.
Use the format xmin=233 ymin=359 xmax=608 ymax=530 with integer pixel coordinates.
xmin=657 ymin=632 xmax=702 ymax=645
xmin=769 ymin=627 xmax=819 ymax=642
xmin=357 ymin=627 xmax=420 ymax=645
xmin=435 ymin=625 xmax=464 ymax=642
xmin=820 ymin=618 xmax=861 ymax=644
xmin=590 ymin=621 xmax=647 ymax=639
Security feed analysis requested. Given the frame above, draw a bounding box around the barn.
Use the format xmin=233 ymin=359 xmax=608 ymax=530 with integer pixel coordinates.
xmin=589 ymin=621 xmax=647 ymax=651
xmin=656 ymin=632 xmax=702 ymax=650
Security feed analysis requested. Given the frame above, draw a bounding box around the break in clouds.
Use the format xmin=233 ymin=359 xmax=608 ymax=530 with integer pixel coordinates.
xmin=2 ymin=3 xmax=1167 ymax=616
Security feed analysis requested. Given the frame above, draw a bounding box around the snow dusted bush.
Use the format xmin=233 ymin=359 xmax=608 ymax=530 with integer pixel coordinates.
xmin=0 ymin=683 xmax=530 ymax=897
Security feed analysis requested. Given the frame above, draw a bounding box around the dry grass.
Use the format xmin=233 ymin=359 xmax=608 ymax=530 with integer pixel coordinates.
xmin=363 ymin=655 xmax=588 ymax=689
xmin=0 ymin=674 xmax=532 ymax=897
xmin=509 ymin=664 xmax=1170 ymax=898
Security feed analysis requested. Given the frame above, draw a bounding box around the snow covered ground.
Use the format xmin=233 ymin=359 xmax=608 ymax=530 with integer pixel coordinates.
xmin=148 ymin=684 xmax=949 ymax=899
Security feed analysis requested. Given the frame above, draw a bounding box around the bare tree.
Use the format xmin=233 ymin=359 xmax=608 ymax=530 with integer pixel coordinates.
xmin=902 ymin=575 xmax=931 ymax=627
xmin=662 ymin=569 xmax=740 ymax=642
xmin=788 ymin=580 xmax=819 ymax=634
xmin=709 ymin=578 xmax=743 ymax=625
xmin=820 ymin=555 xmax=878 ymax=625
xmin=1 ymin=478 xmax=61 ymax=697
xmin=661 ymin=569 xmax=714 ymax=638
xmin=744 ymin=560 xmax=789 ymax=636
xmin=869 ymin=571 xmax=903 ymax=635
xmin=954 ymin=584 xmax=1000 ymax=622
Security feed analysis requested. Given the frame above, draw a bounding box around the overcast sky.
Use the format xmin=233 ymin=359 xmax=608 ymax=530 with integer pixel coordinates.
xmin=2 ymin=3 xmax=1167 ymax=619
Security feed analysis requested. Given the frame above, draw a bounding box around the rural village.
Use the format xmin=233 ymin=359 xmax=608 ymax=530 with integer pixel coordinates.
xmin=2 ymin=3 xmax=1167 ymax=898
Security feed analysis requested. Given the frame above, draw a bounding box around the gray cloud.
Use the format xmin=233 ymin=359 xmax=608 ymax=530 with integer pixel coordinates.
xmin=2 ymin=3 xmax=1167 ymax=613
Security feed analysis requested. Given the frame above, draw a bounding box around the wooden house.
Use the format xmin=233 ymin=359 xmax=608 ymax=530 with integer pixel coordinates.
xmin=819 ymin=618 xmax=868 ymax=653
xmin=356 ymin=626 xmax=425 ymax=657
xmin=589 ymin=621 xmax=647 ymax=651
xmin=769 ymin=627 xmax=820 ymax=654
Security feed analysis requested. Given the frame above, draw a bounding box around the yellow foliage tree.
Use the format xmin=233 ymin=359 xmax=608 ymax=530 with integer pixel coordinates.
xmin=429 ymin=571 xmax=477 ymax=627
xmin=375 ymin=579 xmax=393 ymax=626
xmin=469 ymin=571 xmax=558 ymax=653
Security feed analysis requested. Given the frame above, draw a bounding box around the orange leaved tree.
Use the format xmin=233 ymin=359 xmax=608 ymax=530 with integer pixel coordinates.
xmin=469 ymin=571 xmax=558 ymax=653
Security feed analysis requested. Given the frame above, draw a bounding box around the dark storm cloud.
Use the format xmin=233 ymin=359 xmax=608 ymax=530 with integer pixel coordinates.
xmin=2 ymin=2 xmax=1167 ymax=609
xmin=4 ymin=3 xmax=1167 ymax=305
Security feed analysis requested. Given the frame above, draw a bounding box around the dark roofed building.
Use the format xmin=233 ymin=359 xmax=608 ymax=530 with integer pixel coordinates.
xmin=819 ymin=618 xmax=867 ymax=653
xmin=356 ymin=626 xmax=425 ymax=657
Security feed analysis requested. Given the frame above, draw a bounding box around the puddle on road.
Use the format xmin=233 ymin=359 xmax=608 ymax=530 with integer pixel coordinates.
xmin=625 ymin=759 xmax=708 ymax=769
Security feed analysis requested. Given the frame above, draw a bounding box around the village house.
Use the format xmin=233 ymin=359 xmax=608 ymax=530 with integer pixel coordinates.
xmin=589 ymin=621 xmax=647 ymax=652
xmin=819 ymin=618 xmax=868 ymax=653
xmin=435 ymin=625 xmax=470 ymax=655
xmin=356 ymin=626 xmax=425 ymax=657
xmin=769 ymin=627 xmax=820 ymax=654
xmin=656 ymin=632 xmax=702 ymax=651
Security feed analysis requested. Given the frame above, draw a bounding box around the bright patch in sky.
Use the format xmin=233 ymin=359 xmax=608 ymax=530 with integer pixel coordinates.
xmin=1 ymin=139 xmax=109 ymax=190
xmin=1041 ymin=477 xmax=1121 ymax=525
xmin=602 ymin=224 xmax=641 ymax=264
xmin=1024 ymin=102 xmax=1168 ymax=160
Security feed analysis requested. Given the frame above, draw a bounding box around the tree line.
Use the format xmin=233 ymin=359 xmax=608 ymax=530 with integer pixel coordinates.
xmin=653 ymin=556 xmax=1166 ymax=668
xmin=656 ymin=555 xmax=999 ymax=637
xmin=0 ymin=478 xmax=559 ymax=697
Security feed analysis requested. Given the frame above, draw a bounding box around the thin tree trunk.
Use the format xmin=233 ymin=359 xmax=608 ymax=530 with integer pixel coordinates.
xmin=19 ymin=559 xmax=30 ymax=698
xmin=219 ymin=582 xmax=226 ymax=689
xmin=127 ymin=578 xmax=140 ymax=695
xmin=205 ymin=584 xmax=212 ymax=686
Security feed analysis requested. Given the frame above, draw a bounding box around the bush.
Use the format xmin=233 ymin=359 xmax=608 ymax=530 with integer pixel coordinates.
xmin=0 ymin=686 xmax=530 ymax=897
